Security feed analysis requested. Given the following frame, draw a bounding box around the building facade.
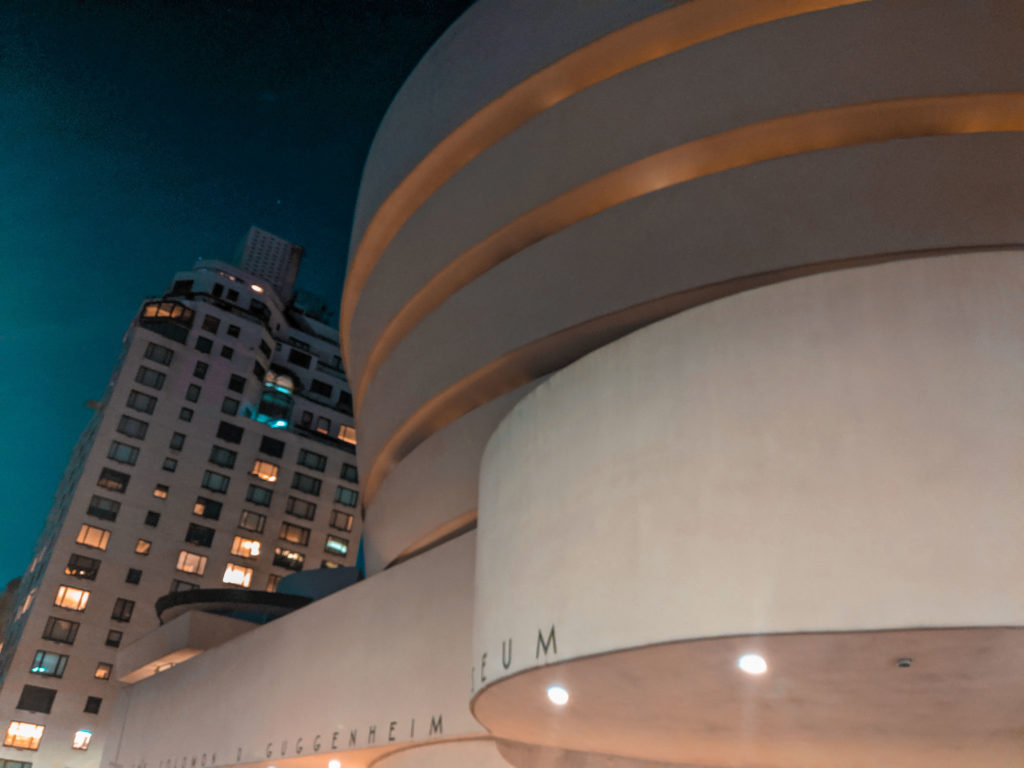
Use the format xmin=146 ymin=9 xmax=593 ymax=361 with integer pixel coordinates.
xmin=0 ymin=244 xmax=360 ymax=768
xmin=104 ymin=1 xmax=1021 ymax=767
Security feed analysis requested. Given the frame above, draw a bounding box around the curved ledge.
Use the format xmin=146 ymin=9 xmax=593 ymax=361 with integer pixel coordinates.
xmin=341 ymin=0 xmax=869 ymax=361
xmin=155 ymin=588 xmax=311 ymax=625
xmin=352 ymin=92 xmax=1024 ymax=412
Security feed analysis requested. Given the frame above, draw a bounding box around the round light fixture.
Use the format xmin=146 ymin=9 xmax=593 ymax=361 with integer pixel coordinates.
xmin=329 ymin=761 xmax=342 ymax=768
xmin=547 ymin=685 xmax=570 ymax=705
xmin=251 ymin=284 xmax=264 ymax=293
xmin=737 ymin=653 xmax=768 ymax=675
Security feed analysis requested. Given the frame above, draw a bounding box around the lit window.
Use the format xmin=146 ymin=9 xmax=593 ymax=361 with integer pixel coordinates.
xmin=42 ymin=617 xmax=79 ymax=644
xmin=73 ymin=729 xmax=93 ymax=749
xmin=97 ymin=467 xmax=130 ymax=493
xmin=153 ymin=484 xmax=169 ymax=499
xmin=230 ymin=536 xmax=261 ymax=558
xmin=65 ymin=554 xmax=100 ymax=580
xmin=246 ymin=485 xmax=273 ymax=507
xmin=325 ymin=535 xmax=349 ymax=557
xmin=94 ymin=663 xmax=112 ymax=680
xmin=266 ymin=573 xmax=281 ymax=592
xmin=176 ymin=550 xmax=207 ymax=575
xmin=251 ymin=460 xmax=278 ymax=483
xmin=322 ymin=560 xmax=340 ymax=569
xmin=315 ymin=416 xmax=330 ymax=435
xmin=278 ymin=522 xmax=310 ymax=546
xmin=126 ymin=389 xmax=157 ymax=414
xmin=285 ymin=496 xmax=316 ymax=520
xmin=4 ymin=721 xmax=44 ymax=750
xmin=291 ymin=472 xmax=322 ymax=496
xmin=335 ymin=487 xmax=359 ymax=508
xmin=54 ymin=585 xmax=90 ymax=611
xmin=297 ymin=449 xmax=327 ymax=472
xmin=193 ymin=496 xmax=223 ymax=520
xmin=337 ymin=424 xmax=357 ymax=445
xmin=273 ymin=547 xmax=305 ymax=571
xmin=238 ymin=509 xmax=265 ymax=533
xmin=29 ymin=650 xmax=68 ymax=678
xmin=209 ymin=445 xmax=237 ymax=468
xmin=331 ymin=510 xmax=354 ymax=532
xmin=107 ymin=440 xmax=139 ymax=465
xmin=201 ymin=471 xmax=230 ymax=493
xmin=135 ymin=539 xmax=152 ymax=556
xmin=77 ymin=524 xmax=110 ymax=550
xmin=222 ymin=563 xmax=253 ymax=587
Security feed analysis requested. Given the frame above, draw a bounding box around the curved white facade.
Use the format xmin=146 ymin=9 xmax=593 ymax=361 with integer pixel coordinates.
xmin=103 ymin=2 xmax=1023 ymax=767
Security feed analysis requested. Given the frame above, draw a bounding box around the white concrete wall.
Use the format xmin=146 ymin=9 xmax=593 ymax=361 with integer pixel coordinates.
xmin=474 ymin=253 xmax=1024 ymax=682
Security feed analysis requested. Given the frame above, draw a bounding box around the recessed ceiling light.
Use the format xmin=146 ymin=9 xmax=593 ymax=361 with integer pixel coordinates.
xmin=251 ymin=284 xmax=264 ymax=293
xmin=329 ymin=760 xmax=341 ymax=768
xmin=547 ymin=685 xmax=569 ymax=705
xmin=737 ymin=653 xmax=768 ymax=675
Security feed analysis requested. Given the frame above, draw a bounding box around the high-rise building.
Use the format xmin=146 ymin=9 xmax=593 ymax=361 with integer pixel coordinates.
xmin=0 ymin=238 xmax=360 ymax=768
xmin=236 ymin=226 xmax=304 ymax=304
xmin=100 ymin=2 xmax=1023 ymax=768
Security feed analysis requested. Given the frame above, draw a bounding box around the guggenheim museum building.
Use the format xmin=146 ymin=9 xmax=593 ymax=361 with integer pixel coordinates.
xmin=103 ymin=1 xmax=1023 ymax=767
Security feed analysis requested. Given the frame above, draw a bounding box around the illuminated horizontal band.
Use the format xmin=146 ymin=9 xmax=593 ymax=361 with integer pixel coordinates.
xmin=341 ymin=0 xmax=869 ymax=362
xmin=352 ymin=93 xmax=1024 ymax=416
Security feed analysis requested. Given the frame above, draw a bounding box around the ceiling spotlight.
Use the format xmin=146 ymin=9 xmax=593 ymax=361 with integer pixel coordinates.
xmin=547 ymin=685 xmax=570 ymax=705
xmin=737 ymin=653 xmax=768 ymax=675
xmin=251 ymin=284 xmax=264 ymax=293
xmin=328 ymin=761 xmax=342 ymax=768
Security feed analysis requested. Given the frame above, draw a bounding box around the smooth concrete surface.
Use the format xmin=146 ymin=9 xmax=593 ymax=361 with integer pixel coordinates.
xmin=117 ymin=610 xmax=255 ymax=684
xmin=369 ymin=737 xmax=509 ymax=768
xmin=475 ymin=253 xmax=1023 ymax=677
xmin=101 ymin=534 xmax=485 ymax=768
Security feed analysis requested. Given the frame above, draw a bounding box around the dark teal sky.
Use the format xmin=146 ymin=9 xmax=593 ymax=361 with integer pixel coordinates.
xmin=0 ymin=0 xmax=474 ymax=587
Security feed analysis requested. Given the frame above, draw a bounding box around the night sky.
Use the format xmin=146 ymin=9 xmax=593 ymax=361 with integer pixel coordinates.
xmin=0 ymin=0 xmax=475 ymax=588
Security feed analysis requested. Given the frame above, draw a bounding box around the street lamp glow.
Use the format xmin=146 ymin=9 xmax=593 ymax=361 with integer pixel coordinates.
xmin=547 ymin=685 xmax=570 ymax=705
xmin=737 ymin=653 xmax=768 ymax=675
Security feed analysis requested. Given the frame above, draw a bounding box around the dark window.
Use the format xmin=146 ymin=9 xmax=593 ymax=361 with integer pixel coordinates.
xmin=127 ymin=389 xmax=157 ymax=414
xmin=221 ymin=397 xmax=240 ymax=415
xmin=195 ymin=336 xmax=213 ymax=353
xmin=228 ymin=374 xmax=246 ymax=393
xmin=111 ymin=598 xmax=134 ymax=622
xmin=288 ymin=349 xmax=311 ymax=368
xmin=97 ymin=468 xmax=130 ymax=493
xmin=105 ymin=630 xmax=123 ymax=648
xmin=273 ymin=547 xmax=305 ymax=571
xmin=17 ymin=685 xmax=56 ymax=714
xmin=315 ymin=416 xmax=330 ymax=435
xmin=170 ymin=279 xmax=193 ymax=295
xmin=310 ymin=379 xmax=332 ymax=397
xmin=107 ymin=440 xmax=139 ymax=465
xmin=246 ymin=485 xmax=273 ymax=507
xmin=162 ymin=457 xmax=178 ymax=472
xmin=185 ymin=523 xmax=215 ymax=548
xmin=340 ymin=463 xmax=358 ymax=483
xmin=29 ymin=649 xmax=68 ymax=677
xmin=211 ymin=282 xmax=224 ymax=298
xmin=201 ymin=315 xmax=220 ymax=333
xmin=135 ymin=365 xmax=166 ymax=390
xmin=285 ymin=496 xmax=315 ymax=520
xmin=42 ymin=616 xmax=79 ymax=644
xmin=335 ymin=487 xmax=359 ymax=508
xmin=220 ymin=345 xmax=234 ymax=360
xmin=201 ymin=470 xmax=230 ymax=493
xmin=139 ymin=300 xmax=194 ymax=343
xmin=259 ymin=436 xmax=285 ymax=458
xmin=144 ymin=342 xmax=174 ymax=365
xmin=226 ymin=289 xmax=239 ymax=302
xmin=217 ymin=421 xmax=244 ymax=444
xmin=193 ymin=360 xmax=209 ymax=379
xmin=116 ymin=414 xmax=148 ymax=439
xmin=171 ymin=579 xmax=199 ymax=592
xmin=185 ymin=383 xmax=201 ymax=402
xmin=227 ymin=324 xmax=241 ymax=338
xmin=331 ymin=510 xmax=354 ymax=532
xmin=250 ymin=298 xmax=270 ymax=321
xmin=193 ymin=497 xmax=223 ymax=521
xmin=87 ymin=495 xmax=120 ymax=522
xmin=65 ymin=554 xmax=100 ymax=580
xmin=291 ymin=472 xmax=322 ymax=496
xmin=297 ymin=449 xmax=326 ymax=472
xmin=125 ymin=568 xmax=142 ymax=585
xmin=259 ymin=340 xmax=272 ymax=357
xmin=278 ymin=522 xmax=310 ymax=546
xmin=169 ymin=432 xmax=186 ymax=451
xmin=239 ymin=509 xmax=266 ymax=533
xmin=253 ymin=361 xmax=266 ymax=381
xmin=208 ymin=445 xmax=237 ymax=468
xmin=144 ymin=510 xmax=161 ymax=527
xmin=299 ymin=411 xmax=313 ymax=428
xmin=179 ymin=407 xmax=194 ymax=422
xmin=84 ymin=696 xmax=102 ymax=714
